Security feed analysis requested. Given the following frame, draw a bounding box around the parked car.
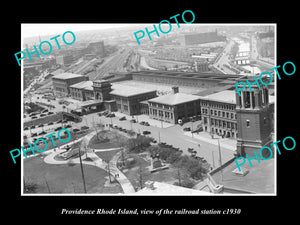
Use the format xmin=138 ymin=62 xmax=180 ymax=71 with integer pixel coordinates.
xmin=183 ymin=127 xmax=191 ymax=131
xmin=48 ymin=111 xmax=54 ymax=115
xmin=38 ymin=131 xmax=46 ymax=135
xmin=65 ymin=124 xmax=72 ymax=128
xmin=24 ymin=127 xmax=29 ymax=130
xmin=106 ymin=113 xmax=115 ymax=118
xmin=31 ymin=133 xmax=37 ymax=137
xmin=119 ymin=116 xmax=126 ymax=121
xmin=54 ymin=126 xmax=62 ymax=131
xmin=143 ymin=131 xmax=151 ymax=135
xmin=38 ymin=124 xmax=44 ymax=127
xmin=73 ymin=128 xmax=80 ymax=133
xmin=48 ymin=122 xmax=54 ymax=125
xmin=81 ymin=126 xmax=89 ymax=130
xmin=30 ymin=125 xmax=35 ymax=129
xmin=139 ymin=121 xmax=146 ymax=125
xmin=102 ymin=111 xmax=109 ymax=116
xmin=144 ymin=122 xmax=150 ymax=126
xmin=130 ymin=119 xmax=137 ymax=123
xmin=31 ymin=116 xmax=38 ymax=119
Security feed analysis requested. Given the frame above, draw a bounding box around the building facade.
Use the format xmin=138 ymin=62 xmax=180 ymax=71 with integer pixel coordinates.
xmin=235 ymin=77 xmax=273 ymax=158
xmin=199 ymin=91 xmax=238 ymax=139
xmin=148 ymin=87 xmax=201 ymax=124
xmin=109 ymin=85 xmax=157 ymax=116
xmin=52 ymin=73 xmax=88 ymax=97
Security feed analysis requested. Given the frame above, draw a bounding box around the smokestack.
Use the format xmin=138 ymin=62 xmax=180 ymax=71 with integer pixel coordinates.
xmin=172 ymin=86 xmax=179 ymax=94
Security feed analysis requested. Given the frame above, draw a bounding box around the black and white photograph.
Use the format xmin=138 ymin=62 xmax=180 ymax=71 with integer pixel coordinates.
xmin=21 ymin=23 xmax=276 ymax=195
xmin=3 ymin=3 xmax=298 ymax=221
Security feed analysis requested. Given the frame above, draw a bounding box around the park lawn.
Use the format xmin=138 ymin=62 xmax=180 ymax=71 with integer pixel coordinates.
xmin=23 ymin=154 xmax=123 ymax=194
xmin=95 ymin=149 xmax=122 ymax=162
xmin=122 ymin=153 xmax=180 ymax=191
xmin=88 ymin=130 xmax=127 ymax=150
xmin=28 ymin=130 xmax=91 ymax=155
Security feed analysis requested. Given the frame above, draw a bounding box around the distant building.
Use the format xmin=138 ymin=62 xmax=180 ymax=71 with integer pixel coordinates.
xmin=180 ymin=31 xmax=227 ymax=46
xmin=52 ymin=73 xmax=88 ymax=97
xmin=56 ymin=55 xmax=75 ymax=66
xmin=148 ymin=87 xmax=201 ymax=124
xmin=86 ymin=41 xmax=105 ymax=57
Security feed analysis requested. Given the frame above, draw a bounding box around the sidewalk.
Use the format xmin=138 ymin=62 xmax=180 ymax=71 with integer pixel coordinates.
xmin=42 ymin=130 xmax=136 ymax=194
xmin=183 ymin=131 xmax=237 ymax=151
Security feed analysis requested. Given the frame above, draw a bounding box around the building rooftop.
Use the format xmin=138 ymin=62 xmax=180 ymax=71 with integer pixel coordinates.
xmin=199 ymin=90 xmax=236 ymax=104
xmin=109 ymin=84 xmax=156 ymax=97
xmin=69 ymin=80 xmax=93 ymax=89
xmin=211 ymin=158 xmax=275 ymax=194
xmin=149 ymin=93 xmax=200 ymax=106
xmin=199 ymin=90 xmax=275 ymax=105
xmin=52 ymin=73 xmax=85 ymax=80
xmin=135 ymin=181 xmax=210 ymax=195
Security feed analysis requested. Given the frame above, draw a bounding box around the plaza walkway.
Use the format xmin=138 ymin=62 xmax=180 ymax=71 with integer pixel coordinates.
xmin=42 ymin=130 xmax=136 ymax=194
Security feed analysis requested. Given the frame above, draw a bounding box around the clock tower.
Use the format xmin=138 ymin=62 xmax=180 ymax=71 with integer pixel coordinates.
xmin=235 ymin=76 xmax=273 ymax=158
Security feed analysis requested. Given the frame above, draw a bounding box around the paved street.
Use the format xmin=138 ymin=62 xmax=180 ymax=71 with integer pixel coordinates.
xmin=77 ymin=111 xmax=236 ymax=168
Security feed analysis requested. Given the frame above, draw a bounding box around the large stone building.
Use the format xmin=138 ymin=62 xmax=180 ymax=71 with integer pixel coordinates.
xmin=52 ymin=73 xmax=88 ymax=97
xmin=198 ymin=88 xmax=274 ymax=140
xmin=199 ymin=90 xmax=238 ymax=139
xmin=68 ymin=78 xmax=157 ymax=116
xmin=109 ymin=84 xmax=157 ymax=116
xmin=148 ymin=87 xmax=201 ymax=124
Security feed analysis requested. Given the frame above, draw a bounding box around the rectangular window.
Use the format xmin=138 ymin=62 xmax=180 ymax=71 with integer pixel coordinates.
xmin=246 ymin=120 xmax=250 ymax=128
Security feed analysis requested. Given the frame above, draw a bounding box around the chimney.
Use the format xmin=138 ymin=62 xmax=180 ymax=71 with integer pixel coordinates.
xmin=172 ymin=86 xmax=179 ymax=94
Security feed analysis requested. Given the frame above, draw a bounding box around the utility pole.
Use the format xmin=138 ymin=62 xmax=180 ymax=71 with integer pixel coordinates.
xmin=177 ymin=168 xmax=181 ymax=186
xmin=218 ymin=139 xmax=223 ymax=181
xmin=212 ymin=151 xmax=215 ymax=168
xmin=78 ymin=145 xmax=87 ymax=193
xmin=106 ymin=160 xmax=112 ymax=183
xmin=158 ymin=131 xmax=161 ymax=143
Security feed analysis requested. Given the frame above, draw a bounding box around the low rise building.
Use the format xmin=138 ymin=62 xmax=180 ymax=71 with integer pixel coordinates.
xmin=109 ymin=84 xmax=157 ymax=116
xmin=148 ymin=87 xmax=201 ymax=124
xmin=199 ymin=90 xmax=238 ymax=139
xmin=52 ymin=73 xmax=88 ymax=97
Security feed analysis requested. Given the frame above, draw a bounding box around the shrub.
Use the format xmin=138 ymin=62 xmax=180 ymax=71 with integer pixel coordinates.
xmin=173 ymin=177 xmax=195 ymax=189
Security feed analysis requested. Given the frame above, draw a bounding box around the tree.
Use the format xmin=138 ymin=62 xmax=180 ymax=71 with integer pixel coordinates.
xmin=126 ymin=136 xmax=152 ymax=153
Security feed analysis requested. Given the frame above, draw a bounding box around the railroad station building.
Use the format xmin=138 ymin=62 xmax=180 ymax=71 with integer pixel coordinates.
xmin=198 ymin=90 xmax=238 ymax=139
xmin=52 ymin=73 xmax=88 ymax=97
xmin=148 ymin=87 xmax=201 ymax=124
xmin=109 ymin=84 xmax=157 ymax=116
